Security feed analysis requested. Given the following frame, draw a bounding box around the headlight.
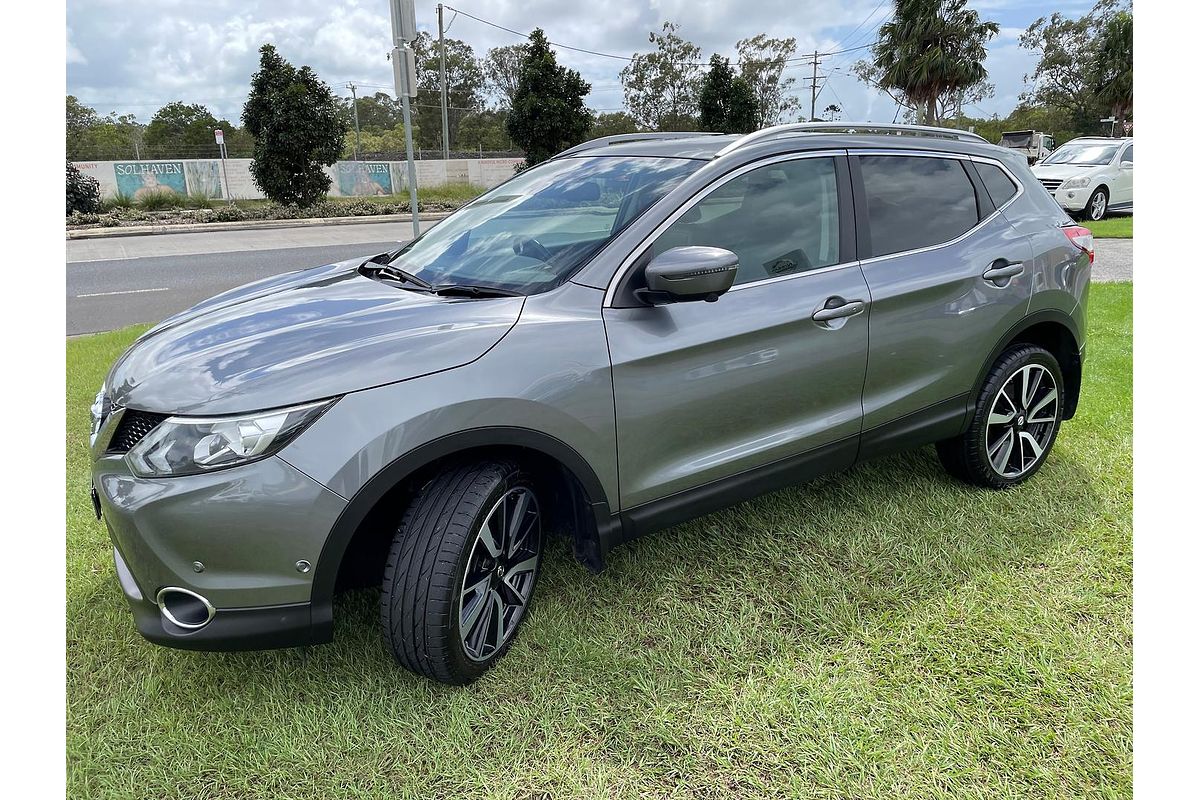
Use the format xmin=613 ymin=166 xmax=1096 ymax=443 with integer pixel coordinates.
xmin=89 ymin=384 xmax=109 ymax=448
xmin=1061 ymin=176 xmax=1091 ymax=190
xmin=126 ymin=400 xmax=332 ymax=477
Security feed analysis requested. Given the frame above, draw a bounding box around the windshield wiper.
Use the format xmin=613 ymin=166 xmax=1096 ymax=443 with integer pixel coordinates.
xmin=361 ymin=255 xmax=433 ymax=291
xmin=433 ymin=283 xmax=524 ymax=298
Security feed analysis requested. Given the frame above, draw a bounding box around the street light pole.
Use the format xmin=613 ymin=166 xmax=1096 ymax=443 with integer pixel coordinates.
xmin=390 ymin=0 xmax=420 ymax=239
xmin=438 ymin=3 xmax=450 ymax=159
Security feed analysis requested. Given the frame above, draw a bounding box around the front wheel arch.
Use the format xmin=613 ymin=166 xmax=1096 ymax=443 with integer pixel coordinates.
xmin=310 ymin=428 xmax=617 ymax=642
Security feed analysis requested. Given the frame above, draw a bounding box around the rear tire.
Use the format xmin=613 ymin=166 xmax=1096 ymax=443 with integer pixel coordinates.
xmin=937 ymin=345 xmax=1064 ymax=489
xmin=380 ymin=460 xmax=543 ymax=684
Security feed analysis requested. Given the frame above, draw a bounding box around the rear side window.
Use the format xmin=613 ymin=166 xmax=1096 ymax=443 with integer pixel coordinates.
xmin=976 ymin=162 xmax=1018 ymax=207
xmin=1122 ymin=144 xmax=1133 ymax=163
xmin=860 ymin=156 xmax=979 ymax=257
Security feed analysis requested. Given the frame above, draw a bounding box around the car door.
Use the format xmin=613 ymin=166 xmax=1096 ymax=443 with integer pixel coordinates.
xmin=602 ymin=153 xmax=870 ymax=525
xmin=1111 ymin=142 xmax=1133 ymax=209
xmin=851 ymin=151 xmax=1036 ymax=458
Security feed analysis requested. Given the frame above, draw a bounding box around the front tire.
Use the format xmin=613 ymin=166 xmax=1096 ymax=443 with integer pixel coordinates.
xmin=937 ymin=345 xmax=1064 ymax=489
xmin=381 ymin=460 xmax=543 ymax=684
xmin=1083 ymin=186 xmax=1109 ymax=221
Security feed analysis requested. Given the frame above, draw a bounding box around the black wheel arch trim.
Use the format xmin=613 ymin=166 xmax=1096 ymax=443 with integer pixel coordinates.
xmin=967 ymin=309 xmax=1083 ymax=429
xmin=309 ymin=426 xmax=615 ymax=641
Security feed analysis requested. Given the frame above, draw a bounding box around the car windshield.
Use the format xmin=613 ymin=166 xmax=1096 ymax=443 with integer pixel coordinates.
xmin=385 ymin=156 xmax=702 ymax=294
xmin=1041 ymin=143 xmax=1120 ymax=166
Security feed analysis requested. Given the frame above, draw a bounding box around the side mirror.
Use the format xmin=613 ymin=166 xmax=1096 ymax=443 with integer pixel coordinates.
xmin=637 ymin=246 xmax=739 ymax=305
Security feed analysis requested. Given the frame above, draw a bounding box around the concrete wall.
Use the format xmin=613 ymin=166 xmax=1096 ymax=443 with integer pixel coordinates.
xmin=71 ymin=157 xmax=526 ymax=201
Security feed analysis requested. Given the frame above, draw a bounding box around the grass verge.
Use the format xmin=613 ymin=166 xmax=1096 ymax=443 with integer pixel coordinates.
xmin=66 ymin=284 xmax=1131 ymax=799
xmin=1087 ymin=215 xmax=1132 ymax=238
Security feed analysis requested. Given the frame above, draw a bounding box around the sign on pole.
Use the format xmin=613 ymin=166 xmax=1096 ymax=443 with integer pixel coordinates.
xmin=214 ymin=129 xmax=224 ymax=145
xmin=390 ymin=0 xmax=417 ymax=42
xmin=391 ymin=45 xmax=419 ymax=99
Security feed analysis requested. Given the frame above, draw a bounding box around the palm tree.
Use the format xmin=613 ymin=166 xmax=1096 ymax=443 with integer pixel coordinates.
xmin=1094 ymin=9 xmax=1132 ymax=128
xmin=870 ymin=0 xmax=1000 ymax=124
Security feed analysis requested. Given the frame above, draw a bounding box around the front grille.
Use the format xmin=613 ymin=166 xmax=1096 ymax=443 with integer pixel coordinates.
xmin=107 ymin=410 xmax=169 ymax=453
xmin=1039 ymin=178 xmax=1063 ymax=193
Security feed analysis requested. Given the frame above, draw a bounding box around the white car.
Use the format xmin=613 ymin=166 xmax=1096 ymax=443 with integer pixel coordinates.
xmin=1032 ymin=137 xmax=1133 ymax=221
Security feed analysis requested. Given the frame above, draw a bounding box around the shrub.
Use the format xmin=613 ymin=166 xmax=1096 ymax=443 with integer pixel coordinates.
xmin=184 ymin=193 xmax=216 ymax=210
xmin=136 ymin=190 xmax=181 ymax=211
xmin=207 ymin=204 xmax=246 ymax=223
xmin=66 ymin=162 xmax=101 ymax=215
xmin=100 ymin=192 xmax=134 ymax=211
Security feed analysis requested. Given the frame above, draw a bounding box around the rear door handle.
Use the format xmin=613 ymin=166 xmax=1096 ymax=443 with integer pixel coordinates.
xmin=812 ymin=299 xmax=866 ymax=322
xmin=982 ymin=260 xmax=1024 ymax=283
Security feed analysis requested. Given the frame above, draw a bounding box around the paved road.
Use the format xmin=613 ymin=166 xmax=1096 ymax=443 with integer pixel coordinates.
xmin=66 ymin=223 xmax=1133 ymax=336
xmin=66 ymin=222 xmax=431 ymax=335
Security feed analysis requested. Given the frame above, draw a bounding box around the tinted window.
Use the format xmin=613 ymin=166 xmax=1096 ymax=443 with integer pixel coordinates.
xmin=1122 ymin=144 xmax=1133 ymax=163
xmin=976 ymin=162 xmax=1018 ymax=207
xmin=860 ymin=156 xmax=979 ymax=257
xmin=650 ymin=157 xmax=841 ymax=286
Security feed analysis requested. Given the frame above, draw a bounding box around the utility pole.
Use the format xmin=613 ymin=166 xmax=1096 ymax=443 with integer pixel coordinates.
xmin=390 ymin=0 xmax=420 ymax=238
xmin=438 ymin=3 xmax=450 ymax=159
xmin=348 ymin=82 xmax=362 ymax=161
xmin=810 ymin=50 xmax=820 ymax=122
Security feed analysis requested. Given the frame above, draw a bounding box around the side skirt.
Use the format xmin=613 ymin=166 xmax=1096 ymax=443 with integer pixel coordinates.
xmin=857 ymin=394 xmax=971 ymax=463
xmin=605 ymin=436 xmax=859 ymax=551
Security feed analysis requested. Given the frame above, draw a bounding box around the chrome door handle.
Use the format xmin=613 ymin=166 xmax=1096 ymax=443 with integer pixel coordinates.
xmin=983 ymin=261 xmax=1024 ymax=282
xmin=812 ymin=299 xmax=866 ymax=322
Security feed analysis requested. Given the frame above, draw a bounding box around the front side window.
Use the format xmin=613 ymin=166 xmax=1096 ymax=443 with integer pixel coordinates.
xmin=648 ymin=157 xmax=842 ymax=287
xmin=860 ymin=155 xmax=979 ymax=257
xmin=1041 ymin=143 xmax=1121 ymax=166
xmin=1121 ymin=144 xmax=1133 ymax=163
xmin=386 ymin=156 xmax=702 ymax=294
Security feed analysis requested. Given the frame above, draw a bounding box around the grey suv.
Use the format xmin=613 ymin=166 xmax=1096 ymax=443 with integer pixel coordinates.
xmin=89 ymin=123 xmax=1093 ymax=684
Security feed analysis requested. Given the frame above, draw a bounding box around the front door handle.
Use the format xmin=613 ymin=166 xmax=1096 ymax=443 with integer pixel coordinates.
xmin=983 ymin=260 xmax=1025 ymax=283
xmin=812 ymin=299 xmax=866 ymax=322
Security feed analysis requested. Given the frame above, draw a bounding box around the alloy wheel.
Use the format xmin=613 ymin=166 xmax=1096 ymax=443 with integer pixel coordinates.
xmin=984 ymin=364 xmax=1059 ymax=478
xmin=1089 ymin=191 xmax=1107 ymax=221
xmin=458 ymin=486 xmax=541 ymax=662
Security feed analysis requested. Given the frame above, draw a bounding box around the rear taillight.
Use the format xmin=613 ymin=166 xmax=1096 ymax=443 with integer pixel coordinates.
xmin=1063 ymin=225 xmax=1094 ymax=264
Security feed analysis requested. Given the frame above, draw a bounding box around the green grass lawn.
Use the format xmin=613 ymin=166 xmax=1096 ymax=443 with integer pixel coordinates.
xmin=66 ymin=284 xmax=1132 ymax=799
xmin=1087 ymin=215 xmax=1132 ymax=238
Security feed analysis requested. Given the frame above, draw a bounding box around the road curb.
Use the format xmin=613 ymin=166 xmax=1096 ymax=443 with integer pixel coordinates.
xmin=66 ymin=212 xmax=454 ymax=240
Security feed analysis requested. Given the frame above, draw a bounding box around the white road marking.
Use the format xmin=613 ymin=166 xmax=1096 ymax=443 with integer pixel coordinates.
xmin=76 ymin=287 xmax=171 ymax=298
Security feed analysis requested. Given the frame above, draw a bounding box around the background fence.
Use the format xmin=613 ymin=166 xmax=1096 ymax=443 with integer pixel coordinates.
xmin=71 ymin=156 xmax=526 ymax=201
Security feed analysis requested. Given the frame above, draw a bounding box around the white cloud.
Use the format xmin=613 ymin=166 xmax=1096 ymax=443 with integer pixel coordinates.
xmin=66 ymin=0 xmax=1050 ymax=124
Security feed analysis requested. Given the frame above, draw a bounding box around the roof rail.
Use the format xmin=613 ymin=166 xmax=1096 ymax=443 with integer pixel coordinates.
xmin=716 ymin=122 xmax=988 ymax=157
xmin=555 ymin=131 xmax=725 ymax=159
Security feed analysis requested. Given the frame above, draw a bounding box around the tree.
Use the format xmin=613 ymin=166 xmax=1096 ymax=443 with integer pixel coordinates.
xmin=483 ymin=44 xmax=526 ymax=107
xmin=820 ymin=103 xmax=843 ymax=122
xmin=66 ymin=161 xmax=100 ymax=215
xmin=590 ymin=112 xmax=641 ymax=138
xmin=1093 ymin=8 xmax=1132 ymax=127
xmin=698 ymin=55 xmax=758 ymax=133
xmin=861 ymin=0 xmax=1000 ymax=124
xmin=736 ymin=34 xmax=802 ymax=127
xmin=346 ymin=92 xmax=403 ymax=131
xmin=143 ymin=102 xmax=244 ymax=158
xmin=457 ymin=109 xmax=513 ymax=151
xmin=411 ymin=31 xmax=485 ymax=151
xmin=620 ymin=22 xmax=703 ymax=130
xmin=506 ymin=29 xmax=593 ymax=166
xmin=1019 ymin=1 xmax=1126 ymax=132
xmin=67 ymin=96 xmax=145 ymax=160
xmin=242 ymin=44 xmax=347 ymax=207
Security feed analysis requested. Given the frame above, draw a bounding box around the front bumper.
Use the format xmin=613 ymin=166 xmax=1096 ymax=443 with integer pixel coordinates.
xmin=93 ymin=452 xmax=347 ymax=650
xmin=1052 ymin=185 xmax=1092 ymax=211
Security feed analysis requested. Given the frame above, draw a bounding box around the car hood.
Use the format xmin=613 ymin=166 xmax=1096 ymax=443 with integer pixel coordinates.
xmin=105 ymin=257 xmax=524 ymax=415
xmin=1032 ymin=163 xmax=1107 ymax=179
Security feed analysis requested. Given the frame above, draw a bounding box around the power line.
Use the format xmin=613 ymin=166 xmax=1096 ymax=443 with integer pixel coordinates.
xmin=829 ymin=0 xmax=890 ymax=53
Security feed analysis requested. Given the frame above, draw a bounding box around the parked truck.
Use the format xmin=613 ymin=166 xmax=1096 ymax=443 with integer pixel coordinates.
xmin=999 ymin=130 xmax=1056 ymax=164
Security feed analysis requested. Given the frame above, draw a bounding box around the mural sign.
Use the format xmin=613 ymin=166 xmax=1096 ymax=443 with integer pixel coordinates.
xmin=336 ymin=162 xmax=393 ymax=196
xmin=114 ymin=161 xmax=186 ymax=199
xmin=184 ymin=161 xmax=224 ymax=199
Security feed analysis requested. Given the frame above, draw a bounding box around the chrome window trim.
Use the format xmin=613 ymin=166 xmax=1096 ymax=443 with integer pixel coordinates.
xmin=852 ymin=149 xmax=1026 ymax=267
xmin=602 ymin=149 xmax=849 ymax=307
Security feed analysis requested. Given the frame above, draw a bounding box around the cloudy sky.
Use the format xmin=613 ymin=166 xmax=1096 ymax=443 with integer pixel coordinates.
xmin=66 ymin=0 xmax=1098 ymax=126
